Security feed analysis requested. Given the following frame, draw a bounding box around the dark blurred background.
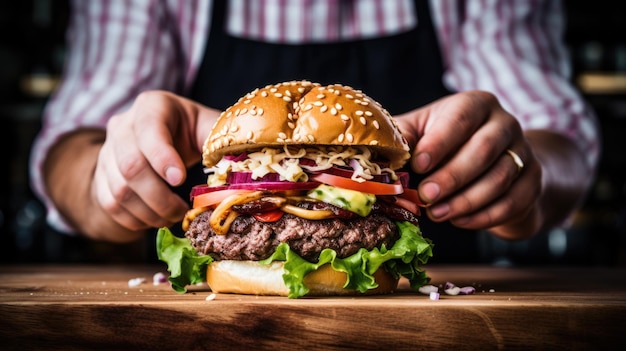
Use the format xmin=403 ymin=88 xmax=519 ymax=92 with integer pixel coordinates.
xmin=1 ymin=1 xmax=625 ymax=266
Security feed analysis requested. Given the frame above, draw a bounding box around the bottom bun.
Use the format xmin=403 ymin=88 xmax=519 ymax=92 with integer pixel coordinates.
xmin=206 ymin=260 xmax=399 ymax=296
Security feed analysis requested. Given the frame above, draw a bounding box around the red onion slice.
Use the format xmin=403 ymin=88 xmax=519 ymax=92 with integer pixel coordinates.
xmin=227 ymin=181 xmax=320 ymax=191
xmin=227 ymin=172 xmax=283 ymax=184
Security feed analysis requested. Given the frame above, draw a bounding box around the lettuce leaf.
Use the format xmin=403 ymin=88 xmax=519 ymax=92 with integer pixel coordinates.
xmin=156 ymin=227 xmax=213 ymax=293
xmin=156 ymin=221 xmax=433 ymax=298
xmin=262 ymin=221 xmax=433 ymax=298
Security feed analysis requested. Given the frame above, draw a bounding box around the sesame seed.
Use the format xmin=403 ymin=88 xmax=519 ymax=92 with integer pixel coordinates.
xmin=346 ymin=94 xmax=354 ymax=99
xmin=288 ymin=122 xmax=295 ymax=129
xmin=229 ymin=125 xmax=239 ymax=133
xmin=226 ymin=111 xmax=232 ymax=118
xmin=249 ymin=109 xmax=257 ymax=116
xmin=340 ymin=114 xmax=350 ymax=121
xmin=285 ymin=90 xmax=292 ymax=96
xmin=355 ymin=110 xmax=364 ymax=116
xmin=304 ymin=104 xmax=313 ymax=111
xmin=338 ymin=133 xmax=345 ymax=142
xmin=270 ymin=88 xmax=277 ymax=93
xmin=346 ymin=133 xmax=354 ymax=142
xmin=257 ymin=108 xmax=264 ymax=115
xmin=335 ymin=103 xmax=343 ymax=110
xmin=298 ymin=87 xmax=305 ymax=93
xmin=277 ymin=138 xmax=285 ymax=143
xmin=246 ymin=131 xmax=254 ymax=139
xmin=365 ymin=111 xmax=373 ymax=116
xmin=316 ymin=94 xmax=325 ymax=99
xmin=360 ymin=117 xmax=367 ymax=125
xmin=240 ymin=108 xmax=248 ymax=114
xmin=320 ymin=105 xmax=328 ymax=113
xmin=373 ymin=120 xmax=380 ymax=129
xmin=244 ymin=99 xmax=251 ymax=104
xmin=278 ymin=132 xmax=287 ymax=139
xmin=369 ymin=140 xmax=379 ymax=145
xmin=360 ymin=101 xmax=369 ymax=106
xmin=261 ymin=91 xmax=268 ymax=97
xmin=282 ymin=96 xmax=291 ymax=102
xmin=313 ymin=101 xmax=323 ymax=107
xmin=307 ymin=134 xmax=315 ymax=142
xmin=274 ymin=92 xmax=283 ymax=98
xmin=334 ymin=90 xmax=340 ymax=95
xmin=235 ymin=109 xmax=240 ymax=116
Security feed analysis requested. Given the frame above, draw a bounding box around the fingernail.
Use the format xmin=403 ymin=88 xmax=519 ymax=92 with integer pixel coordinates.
xmin=430 ymin=203 xmax=449 ymax=218
xmin=415 ymin=152 xmax=431 ymax=172
xmin=165 ymin=166 xmax=183 ymax=186
xmin=421 ymin=182 xmax=440 ymax=202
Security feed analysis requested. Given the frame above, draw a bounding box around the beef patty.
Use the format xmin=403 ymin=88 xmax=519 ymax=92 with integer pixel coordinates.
xmin=185 ymin=208 xmax=399 ymax=261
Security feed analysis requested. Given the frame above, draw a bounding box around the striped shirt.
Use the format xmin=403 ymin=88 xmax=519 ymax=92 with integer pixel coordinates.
xmin=30 ymin=0 xmax=601 ymax=233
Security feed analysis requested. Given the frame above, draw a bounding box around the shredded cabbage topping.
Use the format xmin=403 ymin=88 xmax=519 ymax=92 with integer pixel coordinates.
xmin=206 ymin=145 xmax=397 ymax=186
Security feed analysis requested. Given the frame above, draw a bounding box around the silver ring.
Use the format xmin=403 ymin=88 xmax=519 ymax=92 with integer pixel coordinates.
xmin=506 ymin=149 xmax=524 ymax=173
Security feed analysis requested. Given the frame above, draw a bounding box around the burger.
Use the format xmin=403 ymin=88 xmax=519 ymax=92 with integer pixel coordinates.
xmin=156 ymin=80 xmax=433 ymax=298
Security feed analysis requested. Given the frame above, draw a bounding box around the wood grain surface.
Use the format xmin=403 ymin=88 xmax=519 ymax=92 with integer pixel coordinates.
xmin=1 ymin=264 xmax=625 ymax=350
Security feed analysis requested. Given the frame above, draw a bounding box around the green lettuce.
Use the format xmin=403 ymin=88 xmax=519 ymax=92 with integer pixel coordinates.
xmin=156 ymin=221 xmax=433 ymax=298
xmin=156 ymin=227 xmax=213 ymax=293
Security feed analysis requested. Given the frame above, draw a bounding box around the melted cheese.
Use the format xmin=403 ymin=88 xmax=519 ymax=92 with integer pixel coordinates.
xmin=206 ymin=145 xmax=396 ymax=186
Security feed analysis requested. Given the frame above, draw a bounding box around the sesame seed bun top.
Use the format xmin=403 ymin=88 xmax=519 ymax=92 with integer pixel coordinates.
xmin=202 ymin=80 xmax=411 ymax=169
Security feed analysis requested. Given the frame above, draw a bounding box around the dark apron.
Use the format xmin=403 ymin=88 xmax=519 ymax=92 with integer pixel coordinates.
xmin=183 ymin=0 xmax=478 ymax=263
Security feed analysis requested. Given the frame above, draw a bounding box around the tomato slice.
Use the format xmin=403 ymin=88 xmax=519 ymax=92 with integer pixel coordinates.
xmin=397 ymin=188 xmax=425 ymax=206
xmin=253 ymin=210 xmax=284 ymax=223
xmin=393 ymin=196 xmax=421 ymax=216
xmin=310 ymin=173 xmax=404 ymax=195
xmin=190 ymin=185 xmax=229 ymax=202
xmin=192 ymin=189 xmax=255 ymax=208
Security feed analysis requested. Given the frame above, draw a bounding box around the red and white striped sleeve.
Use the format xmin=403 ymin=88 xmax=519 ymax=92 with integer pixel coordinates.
xmin=28 ymin=0 xmax=210 ymax=233
xmin=225 ymin=0 xmax=417 ymax=43
xmin=430 ymin=0 xmax=600 ymax=171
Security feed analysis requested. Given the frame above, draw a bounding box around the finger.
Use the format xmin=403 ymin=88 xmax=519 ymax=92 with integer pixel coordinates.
xmin=105 ymin=113 xmax=188 ymax=226
xmin=448 ymin=158 xmax=541 ymax=231
xmin=93 ymin=148 xmax=152 ymax=230
xmin=418 ymin=110 xmax=519 ymax=204
xmin=411 ymin=93 xmax=491 ymax=174
xmin=111 ymin=137 xmax=189 ymax=225
xmin=425 ymin=148 xmax=523 ymax=221
xmin=131 ymin=91 xmax=191 ymax=186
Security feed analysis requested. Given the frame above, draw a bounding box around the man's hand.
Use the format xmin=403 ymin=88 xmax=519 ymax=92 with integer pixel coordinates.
xmin=45 ymin=91 xmax=220 ymax=242
xmin=396 ymin=91 xmax=588 ymax=240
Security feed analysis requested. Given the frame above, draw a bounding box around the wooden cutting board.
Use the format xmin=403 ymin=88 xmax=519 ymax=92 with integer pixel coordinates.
xmin=1 ymin=264 xmax=625 ymax=350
